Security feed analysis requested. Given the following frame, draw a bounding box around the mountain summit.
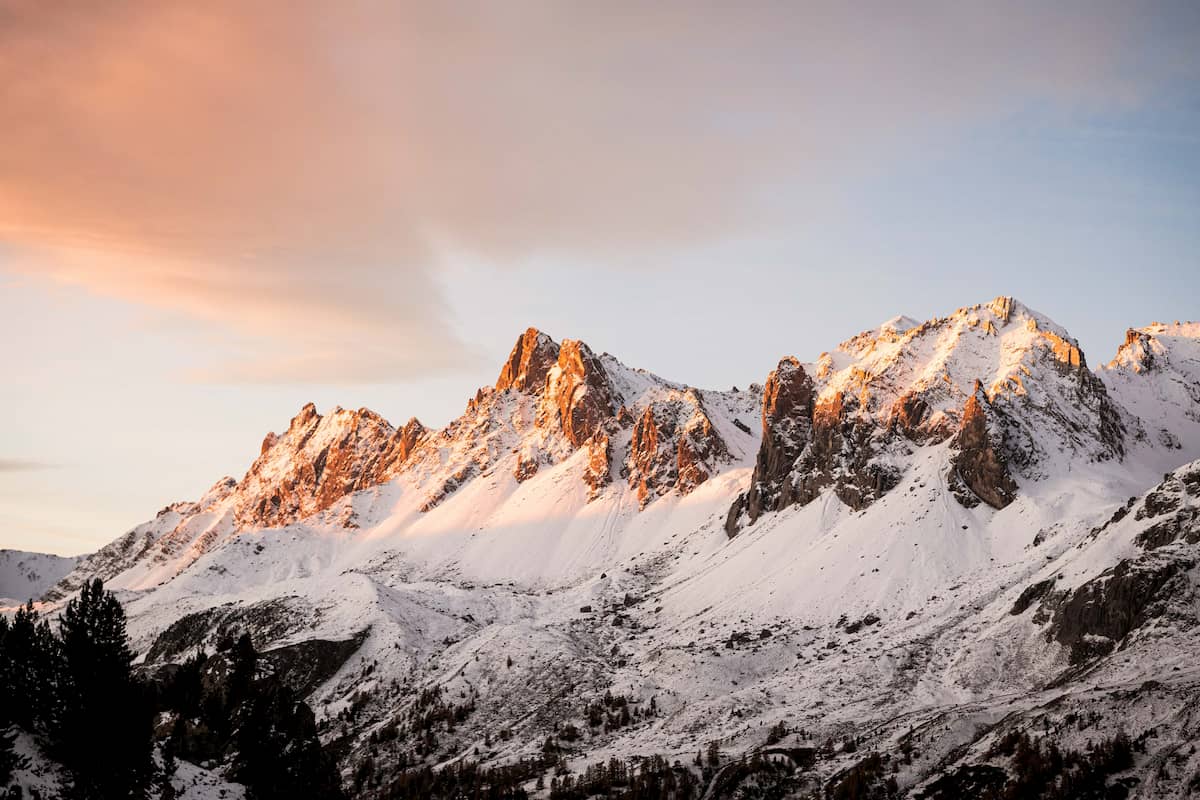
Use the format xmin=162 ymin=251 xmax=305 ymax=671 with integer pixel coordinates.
xmin=728 ymin=296 xmax=1125 ymax=532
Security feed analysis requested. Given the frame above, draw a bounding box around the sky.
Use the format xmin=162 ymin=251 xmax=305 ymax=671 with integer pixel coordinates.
xmin=2 ymin=1 xmax=1199 ymax=555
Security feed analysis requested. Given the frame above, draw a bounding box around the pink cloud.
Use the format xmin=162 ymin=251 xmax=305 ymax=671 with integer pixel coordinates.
xmin=0 ymin=1 xmax=1192 ymax=380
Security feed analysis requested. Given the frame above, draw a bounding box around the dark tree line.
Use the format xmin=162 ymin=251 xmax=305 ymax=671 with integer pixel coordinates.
xmin=914 ymin=729 xmax=1136 ymax=800
xmin=1 ymin=580 xmax=343 ymax=800
xmin=548 ymin=755 xmax=700 ymax=799
xmin=0 ymin=579 xmax=155 ymax=799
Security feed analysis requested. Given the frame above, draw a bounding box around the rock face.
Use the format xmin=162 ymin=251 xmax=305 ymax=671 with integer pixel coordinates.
xmin=628 ymin=406 xmax=669 ymax=506
xmin=741 ymin=357 xmax=815 ymax=524
xmin=541 ymin=339 xmax=617 ymax=448
xmin=729 ymin=297 xmax=1132 ymax=535
xmin=728 ymin=357 xmax=899 ymax=536
xmin=1046 ymin=553 xmax=1195 ymax=665
xmin=1100 ymin=321 xmax=1200 ymax=454
xmin=947 ymin=383 xmax=1018 ymax=509
xmin=235 ymin=404 xmax=427 ymax=529
xmin=1030 ymin=463 xmax=1200 ymax=666
xmin=1132 ymin=464 xmax=1200 ymax=550
xmin=627 ymin=393 xmax=730 ymax=507
xmin=415 ymin=327 xmax=743 ymax=508
xmin=798 ymin=391 xmax=899 ymax=511
xmin=583 ymin=434 xmax=613 ymax=499
xmin=675 ymin=398 xmax=729 ymax=495
xmin=513 ymin=443 xmax=541 ymax=482
xmin=1114 ymin=327 xmax=1159 ymax=373
xmin=496 ymin=327 xmax=560 ymax=394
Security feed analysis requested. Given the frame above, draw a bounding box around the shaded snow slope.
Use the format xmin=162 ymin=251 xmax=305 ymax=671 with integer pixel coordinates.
xmin=0 ymin=549 xmax=80 ymax=605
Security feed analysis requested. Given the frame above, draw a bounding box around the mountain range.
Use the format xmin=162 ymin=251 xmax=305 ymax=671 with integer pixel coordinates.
xmin=4 ymin=296 xmax=1200 ymax=799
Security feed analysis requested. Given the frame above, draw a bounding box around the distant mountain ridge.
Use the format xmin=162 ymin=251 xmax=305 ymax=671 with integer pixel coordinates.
xmin=0 ymin=549 xmax=80 ymax=605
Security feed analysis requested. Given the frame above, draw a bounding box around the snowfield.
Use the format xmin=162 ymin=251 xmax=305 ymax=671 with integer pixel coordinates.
xmin=0 ymin=549 xmax=80 ymax=606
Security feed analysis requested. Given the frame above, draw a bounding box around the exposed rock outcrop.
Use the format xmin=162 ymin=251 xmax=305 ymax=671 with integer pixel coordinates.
xmin=739 ymin=357 xmax=814 ymax=526
xmin=235 ymin=404 xmax=426 ymax=529
xmin=513 ymin=443 xmax=541 ymax=482
xmin=947 ymin=382 xmax=1018 ymax=509
xmin=629 ymin=406 xmax=670 ymax=506
xmin=1046 ymin=552 xmax=1195 ymax=664
xmin=729 ymin=297 xmax=1138 ymax=533
xmin=541 ymin=339 xmax=617 ymax=448
xmin=496 ymin=327 xmax=560 ymax=394
xmin=1133 ymin=463 xmax=1200 ymax=550
xmin=729 ymin=357 xmax=899 ymax=535
xmin=583 ymin=433 xmax=612 ymax=500
xmin=1100 ymin=320 xmax=1200 ymax=454
xmin=627 ymin=393 xmax=730 ymax=506
xmin=796 ymin=391 xmax=899 ymax=511
xmin=676 ymin=399 xmax=729 ymax=495
xmin=1032 ymin=463 xmax=1200 ymax=665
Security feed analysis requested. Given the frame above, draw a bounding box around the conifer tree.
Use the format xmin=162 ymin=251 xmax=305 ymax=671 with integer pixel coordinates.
xmin=0 ymin=614 xmax=29 ymax=791
xmin=56 ymin=578 xmax=153 ymax=800
xmin=1 ymin=602 xmax=62 ymax=734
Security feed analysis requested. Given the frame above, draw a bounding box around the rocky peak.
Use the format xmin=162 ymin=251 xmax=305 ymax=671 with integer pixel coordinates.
xmin=734 ymin=358 xmax=816 ymax=528
xmin=1100 ymin=322 xmax=1200 ymax=458
xmin=1106 ymin=322 xmax=1200 ymax=377
xmin=384 ymin=417 xmax=428 ymax=468
xmin=469 ymin=328 xmax=745 ymax=506
xmin=496 ymin=327 xmax=560 ymax=394
xmin=729 ymin=297 xmax=1128 ymax=534
xmin=1115 ymin=328 xmax=1158 ymax=373
xmin=728 ymin=352 xmax=905 ymax=536
xmin=761 ymin=357 xmax=813 ymax=431
xmin=234 ymin=404 xmax=425 ymax=530
xmin=541 ymin=339 xmax=618 ymax=448
xmin=989 ymin=294 xmax=1015 ymax=323
xmin=627 ymin=391 xmax=730 ymax=507
xmin=290 ymin=401 xmax=321 ymax=431
xmin=198 ymin=476 xmax=239 ymax=509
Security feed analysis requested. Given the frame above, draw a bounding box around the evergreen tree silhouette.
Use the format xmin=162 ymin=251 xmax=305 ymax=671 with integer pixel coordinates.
xmin=56 ymin=579 xmax=153 ymax=799
xmin=1 ymin=602 xmax=61 ymax=733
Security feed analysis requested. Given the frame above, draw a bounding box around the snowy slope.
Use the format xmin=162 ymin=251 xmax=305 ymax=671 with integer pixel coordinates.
xmin=0 ymin=549 xmax=80 ymax=605
xmin=1101 ymin=321 xmax=1200 ymax=472
xmin=13 ymin=298 xmax=1200 ymax=798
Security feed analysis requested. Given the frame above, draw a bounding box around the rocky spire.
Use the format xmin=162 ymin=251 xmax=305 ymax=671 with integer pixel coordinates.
xmin=726 ymin=357 xmax=816 ymax=535
xmin=947 ymin=381 xmax=1018 ymax=509
xmin=627 ymin=391 xmax=731 ymax=507
xmin=496 ymin=328 xmax=560 ymax=394
xmin=542 ymin=339 xmax=617 ymax=448
xmin=748 ymin=357 xmax=815 ymax=521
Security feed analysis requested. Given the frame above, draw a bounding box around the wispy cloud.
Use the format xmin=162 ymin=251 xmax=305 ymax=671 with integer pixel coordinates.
xmin=0 ymin=1 xmax=1195 ymax=381
xmin=0 ymin=459 xmax=59 ymax=473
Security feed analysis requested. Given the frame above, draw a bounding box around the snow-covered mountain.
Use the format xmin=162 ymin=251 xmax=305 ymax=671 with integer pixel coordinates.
xmin=10 ymin=297 xmax=1200 ymax=798
xmin=0 ymin=549 xmax=80 ymax=606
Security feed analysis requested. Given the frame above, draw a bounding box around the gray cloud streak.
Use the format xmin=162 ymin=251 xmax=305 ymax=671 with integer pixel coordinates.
xmin=0 ymin=459 xmax=59 ymax=473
